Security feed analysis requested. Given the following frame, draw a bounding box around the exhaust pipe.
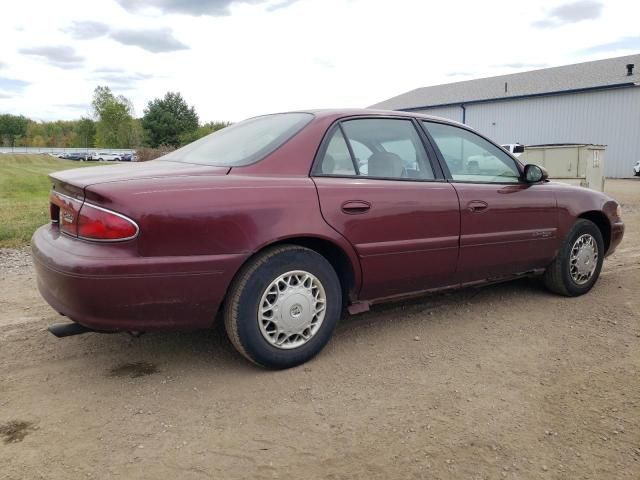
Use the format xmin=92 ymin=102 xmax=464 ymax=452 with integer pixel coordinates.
xmin=48 ymin=322 xmax=97 ymax=338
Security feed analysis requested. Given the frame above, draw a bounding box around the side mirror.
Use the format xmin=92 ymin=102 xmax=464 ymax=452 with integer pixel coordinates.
xmin=524 ymin=164 xmax=548 ymax=183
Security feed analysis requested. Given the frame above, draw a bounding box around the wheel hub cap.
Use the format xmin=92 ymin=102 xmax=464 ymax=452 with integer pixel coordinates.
xmin=569 ymin=234 xmax=598 ymax=285
xmin=258 ymin=271 xmax=327 ymax=349
xmin=290 ymin=304 xmax=302 ymax=318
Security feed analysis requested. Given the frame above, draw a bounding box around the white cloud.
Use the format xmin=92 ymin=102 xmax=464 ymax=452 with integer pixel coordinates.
xmin=533 ymin=0 xmax=603 ymax=28
xmin=19 ymin=46 xmax=85 ymax=68
xmin=0 ymin=0 xmax=638 ymax=122
xmin=109 ymin=28 xmax=189 ymax=53
xmin=114 ymin=0 xmax=298 ymax=17
xmin=64 ymin=21 xmax=110 ymax=40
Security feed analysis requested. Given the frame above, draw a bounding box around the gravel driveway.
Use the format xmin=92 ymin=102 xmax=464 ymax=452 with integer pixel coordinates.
xmin=1 ymin=179 xmax=639 ymax=479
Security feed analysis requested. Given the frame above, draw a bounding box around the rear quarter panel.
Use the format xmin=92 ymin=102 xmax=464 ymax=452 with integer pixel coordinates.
xmin=85 ymin=174 xmax=362 ymax=289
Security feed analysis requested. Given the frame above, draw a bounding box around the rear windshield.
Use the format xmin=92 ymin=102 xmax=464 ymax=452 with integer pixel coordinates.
xmin=159 ymin=112 xmax=314 ymax=167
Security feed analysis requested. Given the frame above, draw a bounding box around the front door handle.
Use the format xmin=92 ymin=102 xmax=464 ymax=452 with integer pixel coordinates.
xmin=467 ymin=200 xmax=488 ymax=213
xmin=341 ymin=200 xmax=371 ymax=214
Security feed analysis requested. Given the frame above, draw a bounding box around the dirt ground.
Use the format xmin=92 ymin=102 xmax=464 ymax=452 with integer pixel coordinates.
xmin=1 ymin=179 xmax=639 ymax=480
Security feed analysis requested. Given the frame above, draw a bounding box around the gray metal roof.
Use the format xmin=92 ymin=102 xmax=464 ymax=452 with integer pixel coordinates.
xmin=369 ymin=54 xmax=640 ymax=110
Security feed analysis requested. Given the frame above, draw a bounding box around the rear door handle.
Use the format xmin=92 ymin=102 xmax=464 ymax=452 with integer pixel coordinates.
xmin=341 ymin=200 xmax=371 ymax=214
xmin=467 ymin=200 xmax=488 ymax=213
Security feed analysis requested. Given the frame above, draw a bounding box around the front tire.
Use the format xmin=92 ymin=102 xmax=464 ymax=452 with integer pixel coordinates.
xmin=544 ymin=219 xmax=604 ymax=296
xmin=224 ymin=245 xmax=342 ymax=369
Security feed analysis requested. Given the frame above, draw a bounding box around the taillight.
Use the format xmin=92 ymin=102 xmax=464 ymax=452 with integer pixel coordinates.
xmin=77 ymin=203 xmax=139 ymax=241
xmin=49 ymin=191 xmax=138 ymax=242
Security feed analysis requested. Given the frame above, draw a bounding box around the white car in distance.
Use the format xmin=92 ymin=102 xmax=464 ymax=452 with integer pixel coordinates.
xmin=502 ymin=143 xmax=525 ymax=158
xmin=94 ymin=152 xmax=122 ymax=161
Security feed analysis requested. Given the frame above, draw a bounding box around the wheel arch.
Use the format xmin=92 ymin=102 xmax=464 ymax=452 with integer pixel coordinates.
xmin=260 ymin=236 xmax=359 ymax=307
xmin=578 ymin=210 xmax=611 ymax=253
xmin=221 ymin=235 xmax=361 ymax=316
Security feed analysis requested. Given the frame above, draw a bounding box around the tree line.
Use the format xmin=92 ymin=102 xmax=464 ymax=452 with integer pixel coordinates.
xmin=0 ymin=86 xmax=230 ymax=149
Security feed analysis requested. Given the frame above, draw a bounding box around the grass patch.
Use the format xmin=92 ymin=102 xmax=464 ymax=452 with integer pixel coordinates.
xmin=0 ymin=154 xmax=98 ymax=248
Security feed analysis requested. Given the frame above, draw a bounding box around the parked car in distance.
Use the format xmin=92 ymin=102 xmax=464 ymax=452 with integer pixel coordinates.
xmin=120 ymin=153 xmax=134 ymax=162
xmin=502 ymin=143 xmax=525 ymax=157
xmin=32 ymin=109 xmax=625 ymax=369
xmin=634 ymin=160 xmax=640 ymax=176
xmin=94 ymin=152 xmax=122 ymax=161
xmin=64 ymin=152 xmax=86 ymax=161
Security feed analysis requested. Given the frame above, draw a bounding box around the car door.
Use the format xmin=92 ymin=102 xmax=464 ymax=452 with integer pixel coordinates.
xmin=312 ymin=117 xmax=461 ymax=300
xmin=421 ymin=120 xmax=558 ymax=284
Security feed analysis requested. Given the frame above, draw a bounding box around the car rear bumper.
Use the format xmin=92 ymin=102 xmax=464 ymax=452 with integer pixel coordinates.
xmin=32 ymin=224 xmax=248 ymax=332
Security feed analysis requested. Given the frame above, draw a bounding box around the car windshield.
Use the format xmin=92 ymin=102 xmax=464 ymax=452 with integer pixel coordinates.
xmin=159 ymin=113 xmax=314 ymax=167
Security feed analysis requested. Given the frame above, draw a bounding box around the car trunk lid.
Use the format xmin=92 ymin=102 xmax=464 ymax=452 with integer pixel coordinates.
xmin=49 ymin=160 xmax=230 ymax=191
xmin=48 ymin=160 xmax=230 ymax=237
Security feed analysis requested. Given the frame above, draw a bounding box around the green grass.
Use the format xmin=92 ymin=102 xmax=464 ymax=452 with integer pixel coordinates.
xmin=0 ymin=154 xmax=98 ymax=248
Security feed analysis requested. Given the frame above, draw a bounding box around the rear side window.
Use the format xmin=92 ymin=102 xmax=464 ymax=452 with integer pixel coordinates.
xmin=159 ymin=113 xmax=313 ymax=167
xmin=316 ymin=118 xmax=435 ymax=180
xmin=319 ymin=128 xmax=357 ymax=175
xmin=423 ymin=121 xmax=521 ymax=183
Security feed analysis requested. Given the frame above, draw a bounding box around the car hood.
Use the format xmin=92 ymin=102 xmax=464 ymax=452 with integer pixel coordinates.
xmin=547 ymin=180 xmax=611 ymax=197
xmin=50 ymin=160 xmax=230 ymax=191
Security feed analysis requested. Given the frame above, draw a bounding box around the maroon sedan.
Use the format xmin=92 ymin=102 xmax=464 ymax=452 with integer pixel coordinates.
xmin=32 ymin=110 xmax=625 ymax=368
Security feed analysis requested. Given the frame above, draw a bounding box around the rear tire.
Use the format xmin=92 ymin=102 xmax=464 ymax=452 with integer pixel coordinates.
xmin=544 ymin=219 xmax=604 ymax=297
xmin=224 ymin=245 xmax=342 ymax=369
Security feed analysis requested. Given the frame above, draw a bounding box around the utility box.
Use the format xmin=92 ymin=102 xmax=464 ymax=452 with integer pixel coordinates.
xmin=518 ymin=144 xmax=606 ymax=192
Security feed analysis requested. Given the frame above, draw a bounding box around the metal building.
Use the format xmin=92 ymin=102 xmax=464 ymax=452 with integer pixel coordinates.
xmin=369 ymin=54 xmax=640 ymax=178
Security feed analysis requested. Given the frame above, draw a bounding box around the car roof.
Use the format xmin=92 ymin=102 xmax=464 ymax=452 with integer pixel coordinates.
xmin=283 ymin=108 xmax=466 ymax=128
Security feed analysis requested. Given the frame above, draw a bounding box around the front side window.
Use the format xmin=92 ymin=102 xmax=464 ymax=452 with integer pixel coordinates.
xmin=316 ymin=118 xmax=435 ymax=180
xmin=423 ymin=122 xmax=521 ymax=183
xmin=159 ymin=113 xmax=313 ymax=167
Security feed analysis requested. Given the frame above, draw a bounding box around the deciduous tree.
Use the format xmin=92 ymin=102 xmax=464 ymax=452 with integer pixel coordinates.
xmin=92 ymin=86 xmax=136 ymax=148
xmin=0 ymin=114 xmax=29 ymax=148
xmin=74 ymin=117 xmax=96 ymax=148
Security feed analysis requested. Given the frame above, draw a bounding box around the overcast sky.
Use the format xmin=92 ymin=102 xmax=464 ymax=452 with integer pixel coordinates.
xmin=0 ymin=0 xmax=638 ymax=122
